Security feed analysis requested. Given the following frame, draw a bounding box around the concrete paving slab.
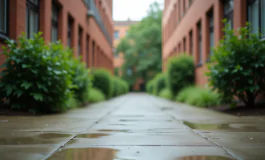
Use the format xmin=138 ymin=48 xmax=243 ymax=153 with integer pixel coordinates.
xmin=48 ymin=146 xmax=234 ymax=160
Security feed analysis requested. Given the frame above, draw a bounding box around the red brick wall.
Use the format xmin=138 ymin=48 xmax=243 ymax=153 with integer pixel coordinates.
xmin=162 ymin=0 xmax=247 ymax=87
xmin=0 ymin=0 xmax=113 ymax=73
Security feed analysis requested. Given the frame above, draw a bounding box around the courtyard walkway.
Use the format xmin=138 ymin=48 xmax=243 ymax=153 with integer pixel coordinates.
xmin=0 ymin=93 xmax=265 ymax=160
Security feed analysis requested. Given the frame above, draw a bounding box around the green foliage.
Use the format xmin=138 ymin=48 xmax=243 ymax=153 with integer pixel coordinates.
xmin=69 ymin=57 xmax=92 ymax=105
xmin=207 ymin=22 xmax=265 ymax=107
xmin=91 ymin=69 xmax=112 ymax=99
xmin=0 ymin=33 xmax=73 ymax=113
xmin=111 ymin=76 xmax=129 ymax=97
xmin=146 ymin=79 xmax=155 ymax=94
xmin=166 ymin=54 xmax=194 ymax=96
xmin=87 ymin=88 xmax=106 ymax=103
xmin=117 ymin=2 xmax=162 ymax=87
xmin=158 ymin=88 xmax=173 ymax=100
xmin=153 ymin=73 xmax=166 ymax=95
xmin=176 ymin=86 xmax=221 ymax=107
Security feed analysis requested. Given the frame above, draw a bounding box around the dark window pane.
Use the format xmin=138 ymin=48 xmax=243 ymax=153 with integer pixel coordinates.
xmin=26 ymin=0 xmax=39 ymax=38
xmin=0 ymin=0 xmax=7 ymax=33
xmin=248 ymin=0 xmax=259 ymax=34
xmin=261 ymin=0 xmax=265 ymax=37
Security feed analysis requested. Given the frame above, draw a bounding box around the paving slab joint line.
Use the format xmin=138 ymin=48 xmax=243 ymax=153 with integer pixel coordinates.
xmin=42 ymin=100 xmax=125 ymax=160
xmin=150 ymin=98 xmax=238 ymax=160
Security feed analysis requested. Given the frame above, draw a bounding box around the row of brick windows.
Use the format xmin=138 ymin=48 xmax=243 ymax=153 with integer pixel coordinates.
xmin=168 ymin=0 xmax=265 ymax=66
xmin=164 ymin=0 xmax=193 ymax=43
xmin=0 ymin=0 xmax=112 ymax=68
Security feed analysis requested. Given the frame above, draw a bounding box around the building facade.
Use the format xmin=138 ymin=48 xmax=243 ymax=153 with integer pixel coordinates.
xmin=113 ymin=20 xmax=144 ymax=91
xmin=162 ymin=0 xmax=264 ymax=87
xmin=0 ymin=0 xmax=114 ymax=71
xmin=113 ymin=20 xmax=138 ymax=76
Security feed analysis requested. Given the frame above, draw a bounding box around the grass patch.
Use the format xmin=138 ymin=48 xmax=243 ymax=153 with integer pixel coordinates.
xmin=176 ymin=86 xmax=221 ymax=107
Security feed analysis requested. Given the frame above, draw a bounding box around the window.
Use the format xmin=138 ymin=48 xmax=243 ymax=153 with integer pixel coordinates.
xmin=183 ymin=37 xmax=186 ymax=52
xmin=178 ymin=0 xmax=181 ymax=21
xmin=26 ymin=0 xmax=39 ymax=38
xmin=51 ymin=3 xmax=59 ymax=42
xmin=248 ymin=0 xmax=265 ymax=38
xmin=92 ymin=41 xmax=95 ymax=67
xmin=78 ymin=27 xmax=83 ymax=57
xmin=0 ymin=0 xmax=8 ymax=37
xmin=197 ymin=22 xmax=202 ymax=65
xmin=208 ymin=10 xmax=214 ymax=58
xmin=189 ymin=30 xmax=193 ymax=55
xmin=223 ymin=0 xmax=234 ymax=29
xmin=68 ymin=16 xmax=73 ymax=47
xmin=114 ymin=30 xmax=119 ymax=39
xmin=86 ymin=36 xmax=89 ymax=67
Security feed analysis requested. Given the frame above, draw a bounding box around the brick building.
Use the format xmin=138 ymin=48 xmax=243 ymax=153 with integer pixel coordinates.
xmin=162 ymin=0 xmax=264 ymax=87
xmin=113 ymin=20 xmax=138 ymax=76
xmin=113 ymin=20 xmax=143 ymax=90
xmin=0 ymin=0 xmax=114 ymax=71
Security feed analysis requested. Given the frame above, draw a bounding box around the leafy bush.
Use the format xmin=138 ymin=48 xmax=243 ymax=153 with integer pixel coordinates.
xmin=158 ymin=88 xmax=173 ymax=100
xmin=207 ymin=22 xmax=265 ymax=107
xmin=176 ymin=86 xmax=221 ymax=107
xmin=153 ymin=73 xmax=166 ymax=95
xmin=69 ymin=57 xmax=92 ymax=105
xmin=87 ymin=88 xmax=106 ymax=103
xmin=146 ymin=79 xmax=155 ymax=94
xmin=0 ymin=33 xmax=73 ymax=113
xmin=91 ymin=69 xmax=112 ymax=99
xmin=111 ymin=76 xmax=129 ymax=97
xmin=166 ymin=55 xmax=194 ymax=96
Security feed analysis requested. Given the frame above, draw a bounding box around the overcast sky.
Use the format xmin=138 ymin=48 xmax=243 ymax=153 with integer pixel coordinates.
xmin=113 ymin=0 xmax=164 ymax=21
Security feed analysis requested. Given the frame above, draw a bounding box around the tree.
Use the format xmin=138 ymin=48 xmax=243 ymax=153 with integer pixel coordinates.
xmin=116 ymin=2 xmax=162 ymax=88
xmin=207 ymin=22 xmax=265 ymax=107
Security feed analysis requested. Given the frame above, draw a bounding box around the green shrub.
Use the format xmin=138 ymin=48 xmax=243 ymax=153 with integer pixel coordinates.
xmin=153 ymin=73 xmax=166 ymax=95
xmin=0 ymin=33 xmax=73 ymax=113
xmin=158 ymin=88 xmax=173 ymax=100
xmin=87 ymin=88 xmax=106 ymax=103
xmin=111 ymin=76 xmax=129 ymax=97
xmin=91 ymin=69 xmax=112 ymax=99
xmin=176 ymin=86 xmax=221 ymax=107
xmin=166 ymin=54 xmax=194 ymax=96
xmin=146 ymin=80 xmax=154 ymax=94
xmin=207 ymin=22 xmax=265 ymax=107
xmin=69 ymin=58 xmax=92 ymax=105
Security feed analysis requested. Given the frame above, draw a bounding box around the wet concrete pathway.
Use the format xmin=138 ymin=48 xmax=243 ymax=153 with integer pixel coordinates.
xmin=0 ymin=93 xmax=265 ymax=160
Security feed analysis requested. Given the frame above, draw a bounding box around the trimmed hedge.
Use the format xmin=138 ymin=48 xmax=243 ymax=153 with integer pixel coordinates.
xmin=91 ymin=69 xmax=112 ymax=99
xmin=153 ymin=73 xmax=166 ymax=95
xmin=166 ymin=55 xmax=194 ymax=96
xmin=87 ymin=88 xmax=106 ymax=103
xmin=111 ymin=76 xmax=129 ymax=97
xmin=158 ymin=88 xmax=173 ymax=100
xmin=176 ymin=86 xmax=221 ymax=107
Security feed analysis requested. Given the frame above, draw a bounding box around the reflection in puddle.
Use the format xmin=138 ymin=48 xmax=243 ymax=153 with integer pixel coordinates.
xmin=183 ymin=121 xmax=263 ymax=131
xmin=48 ymin=148 xmax=119 ymax=160
xmin=0 ymin=133 xmax=72 ymax=145
xmin=76 ymin=133 xmax=109 ymax=138
xmin=98 ymin=129 xmax=132 ymax=133
xmin=176 ymin=156 xmax=234 ymax=160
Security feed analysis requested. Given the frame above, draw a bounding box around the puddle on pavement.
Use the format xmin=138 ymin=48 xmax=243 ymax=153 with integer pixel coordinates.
xmin=176 ymin=156 xmax=234 ymax=160
xmin=47 ymin=148 xmax=120 ymax=160
xmin=98 ymin=129 xmax=132 ymax=133
xmin=76 ymin=133 xmax=109 ymax=138
xmin=0 ymin=133 xmax=72 ymax=145
xmin=119 ymin=119 xmax=173 ymax=122
xmin=183 ymin=121 xmax=263 ymax=132
xmin=48 ymin=148 xmax=234 ymax=160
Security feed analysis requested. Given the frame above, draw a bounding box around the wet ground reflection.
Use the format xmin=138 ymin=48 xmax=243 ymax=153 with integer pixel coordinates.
xmin=48 ymin=147 xmax=234 ymax=160
xmin=183 ymin=121 xmax=265 ymax=132
xmin=176 ymin=156 xmax=234 ymax=160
